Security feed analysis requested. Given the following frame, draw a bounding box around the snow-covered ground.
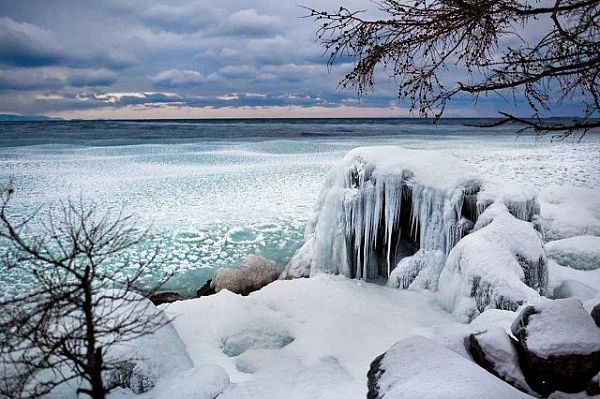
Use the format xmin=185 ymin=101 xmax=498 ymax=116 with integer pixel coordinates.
xmin=109 ymin=275 xmax=519 ymax=399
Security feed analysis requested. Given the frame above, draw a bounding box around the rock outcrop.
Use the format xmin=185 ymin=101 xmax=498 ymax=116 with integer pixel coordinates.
xmin=149 ymin=291 xmax=183 ymax=306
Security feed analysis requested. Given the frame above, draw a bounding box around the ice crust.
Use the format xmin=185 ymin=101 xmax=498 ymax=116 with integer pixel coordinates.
xmin=284 ymin=146 xmax=546 ymax=319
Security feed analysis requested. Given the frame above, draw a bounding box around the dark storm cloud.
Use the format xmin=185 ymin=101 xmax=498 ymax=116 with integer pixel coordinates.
xmin=0 ymin=17 xmax=65 ymax=67
xmin=0 ymin=0 xmax=412 ymax=116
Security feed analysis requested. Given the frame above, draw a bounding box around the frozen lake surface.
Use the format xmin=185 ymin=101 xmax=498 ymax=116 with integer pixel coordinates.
xmin=1 ymin=119 xmax=598 ymax=295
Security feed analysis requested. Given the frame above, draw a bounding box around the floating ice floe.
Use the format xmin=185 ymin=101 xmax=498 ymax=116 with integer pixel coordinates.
xmin=282 ymin=147 xmax=547 ymax=320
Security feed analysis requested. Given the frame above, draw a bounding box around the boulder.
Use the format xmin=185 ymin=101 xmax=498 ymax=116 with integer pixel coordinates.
xmin=592 ymin=303 xmax=600 ymax=328
xmin=211 ymin=255 xmax=279 ymax=296
xmin=149 ymin=292 xmax=183 ymax=306
xmin=367 ymin=336 xmax=531 ymax=399
xmin=466 ymin=327 xmax=534 ymax=395
xmin=197 ymin=279 xmax=216 ymax=297
xmin=587 ymin=372 xmax=600 ymax=396
xmin=511 ymin=298 xmax=600 ymax=395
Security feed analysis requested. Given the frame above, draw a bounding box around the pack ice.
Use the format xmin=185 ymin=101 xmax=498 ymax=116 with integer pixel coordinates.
xmin=282 ymin=147 xmax=548 ymax=320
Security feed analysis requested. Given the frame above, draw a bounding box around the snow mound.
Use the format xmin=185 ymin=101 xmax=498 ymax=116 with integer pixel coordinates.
xmin=211 ymin=255 xmax=279 ymax=295
xmin=539 ymin=185 xmax=600 ymax=241
xmin=547 ymin=260 xmax=600 ymax=303
xmin=221 ymin=326 xmax=294 ymax=357
xmin=512 ymin=298 xmax=600 ymax=358
xmin=368 ymin=335 xmax=531 ymax=399
xmin=546 ymin=236 xmax=600 ymax=271
xmin=438 ymin=203 xmax=547 ymax=321
xmin=141 ymin=365 xmax=230 ymax=399
xmin=283 ymin=146 xmax=541 ymax=284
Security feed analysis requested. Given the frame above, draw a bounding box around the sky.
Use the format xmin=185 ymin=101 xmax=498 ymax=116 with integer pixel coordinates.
xmin=0 ymin=0 xmax=585 ymax=119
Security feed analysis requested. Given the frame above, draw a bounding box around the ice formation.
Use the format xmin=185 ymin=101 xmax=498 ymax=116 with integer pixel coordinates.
xmin=283 ymin=147 xmax=546 ymax=318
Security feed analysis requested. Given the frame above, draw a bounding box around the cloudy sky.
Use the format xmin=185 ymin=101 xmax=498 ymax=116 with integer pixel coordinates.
xmin=0 ymin=0 xmax=582 ymax=119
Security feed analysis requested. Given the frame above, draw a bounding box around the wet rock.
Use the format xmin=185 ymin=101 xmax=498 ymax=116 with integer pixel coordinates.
xmin=196 ymin=279 xmax=216 ymax=297
xmin=149 ymin=292 xmax=182 ymax=306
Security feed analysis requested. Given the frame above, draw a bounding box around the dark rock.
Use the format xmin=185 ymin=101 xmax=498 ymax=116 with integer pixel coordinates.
xmin=466 ymin=327 xmax=534 ymax=395
xmin=366 ymin=353 xmax=385 ymax=399
xmin=511 ymin=299 xmax=600 ymax=396
xmin=197 ymin=279 xmax=216 ymax=297
xmin=592 ymin=303 xmax=600 ymax=328
xmin=587 ymin=372 xmax=600 ymax=396
xmin=149 ymin=292 xmax=182 ymax=306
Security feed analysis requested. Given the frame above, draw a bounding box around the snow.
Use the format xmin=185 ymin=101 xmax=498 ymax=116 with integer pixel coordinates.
xmin=438 ymin=203 xmax=547 ymax=321
xmin=546 ymin=236 xmax=600 ymax=271
xmin=539 ymin=185 xmax=600 ymax=241
xmin=515 ymin=298 xmax=600 ymax=358
xmin=159 ymin=275 xmax=463 ymax=398
xmin=374 ymin=335 xmax=531 ymax=399
xmin=547 ymin=260 xmax=600 ymax=305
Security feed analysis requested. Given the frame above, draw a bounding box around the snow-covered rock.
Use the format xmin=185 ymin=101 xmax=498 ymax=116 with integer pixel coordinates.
xmin=211 ymin=255 xmax=279 ymax=296
xmin=438 ymin=203 xmax=547 ymax=321
xmin=511 ymin=298 xmax=600 ymax=395
xmin=466 ymin=327 xmax=535 ymax=395
xmin=546 ymin=236 xmax=600 ymax=271
xmin=367 ymin=335 xmax=531 ymax=399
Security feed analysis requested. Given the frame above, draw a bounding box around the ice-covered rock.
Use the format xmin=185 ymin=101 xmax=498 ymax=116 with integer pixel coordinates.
xmin=367 ymin=335 xmax=531 ymax=399
xmin=386 ymin=249 xmax=445 ymax=290
xmin=283 ymin=147 xmax=541 ymax=284
xmin=466 ymin=327 xmax=535 ymax=395
xmin=546 ymin=236 xmax=600 ymax=271
xmin=511 ymin=298 xmax=600 ymax=395
xmin=211 ymin=255 xmax=279 ymax=296
xmin=438 ymin=203 xmax=547 ymax=321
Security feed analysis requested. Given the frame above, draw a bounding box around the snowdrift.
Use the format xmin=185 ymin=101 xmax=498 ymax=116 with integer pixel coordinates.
xmin=282 ymin=147 xmax=547 ymax=319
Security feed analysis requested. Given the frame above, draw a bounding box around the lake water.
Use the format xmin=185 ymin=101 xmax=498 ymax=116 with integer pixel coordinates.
xmin=1 ymin=119 xmax=598 ymax=296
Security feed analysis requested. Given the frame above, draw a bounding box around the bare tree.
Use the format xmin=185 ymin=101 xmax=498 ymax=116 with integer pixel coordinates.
xmin=307 ymin=0 xmax=600 ymax=139
xmin=0 ymin=181 xmax=171 ymax=399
